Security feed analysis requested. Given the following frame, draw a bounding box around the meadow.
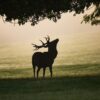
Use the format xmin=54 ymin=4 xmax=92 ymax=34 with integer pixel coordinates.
xmin=0 ymin=64 xmax=100 ymax=100
xmin=0 ymin=32 xmax=100 ymax=100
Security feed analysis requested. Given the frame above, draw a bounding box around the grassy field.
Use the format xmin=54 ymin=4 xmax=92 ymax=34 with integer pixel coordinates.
xmin=0 ymin=64 xmax=100 ymax=100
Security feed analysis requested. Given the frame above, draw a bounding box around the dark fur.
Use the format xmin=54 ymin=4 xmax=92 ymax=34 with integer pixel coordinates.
xmin=32 ymin=38 xmax=59 ymax=78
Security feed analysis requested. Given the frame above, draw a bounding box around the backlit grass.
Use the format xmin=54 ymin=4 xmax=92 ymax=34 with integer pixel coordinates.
xmin=0 ymin=64 xmax=100 ymax=100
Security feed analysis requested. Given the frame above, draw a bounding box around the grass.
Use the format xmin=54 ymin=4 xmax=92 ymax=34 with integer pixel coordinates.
xmin=0 ymin=64 xmax=100 ymax=100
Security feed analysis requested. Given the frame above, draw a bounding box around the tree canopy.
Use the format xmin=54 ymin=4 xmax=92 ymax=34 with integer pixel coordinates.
xmin=0 ymin=0 xmax=100 ymax=26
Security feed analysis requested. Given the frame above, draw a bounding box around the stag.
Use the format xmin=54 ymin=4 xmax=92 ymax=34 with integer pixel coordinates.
xmin=32 ymin=36 xmax=59 ymax=78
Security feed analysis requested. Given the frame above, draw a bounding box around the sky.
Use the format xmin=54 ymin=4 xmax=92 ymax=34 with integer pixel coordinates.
xmin=0 ymin=12 xmax=100 ymax=67
xmin=0 ymin=12 xmax=100 ymax=44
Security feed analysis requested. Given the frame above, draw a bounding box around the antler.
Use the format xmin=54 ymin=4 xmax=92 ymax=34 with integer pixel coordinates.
xmin=32 ymin=36 xmax=50 ymax=50
xmin=32 ymin=43 xmax=42 ymax=50
xmin=40 ymin=40 xmax=45 ymax=45
xmin=44 ymin=35 xmax=50 ymax=43
xmin=32 ymin=41 xmax=46 ymax=50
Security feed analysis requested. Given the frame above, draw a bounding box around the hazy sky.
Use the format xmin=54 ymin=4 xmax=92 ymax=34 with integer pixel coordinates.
xmin=0 ymin=13 xmax=100 ymax=44
xmin=0 ymin=12 xmax=100 ymax=67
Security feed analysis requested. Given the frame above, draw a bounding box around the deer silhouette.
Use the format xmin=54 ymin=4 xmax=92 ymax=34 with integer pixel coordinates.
xmin=32 ymin=36 xmax=59 ymax=78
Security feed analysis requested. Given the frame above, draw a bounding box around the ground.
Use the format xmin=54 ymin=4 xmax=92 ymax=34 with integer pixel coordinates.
xmin=0 ymin=64 xmax=100 ymax=100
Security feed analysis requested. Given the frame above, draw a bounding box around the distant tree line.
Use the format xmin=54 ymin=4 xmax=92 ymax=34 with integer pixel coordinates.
xmin=0 ymin=0 xmax=100 ymax=25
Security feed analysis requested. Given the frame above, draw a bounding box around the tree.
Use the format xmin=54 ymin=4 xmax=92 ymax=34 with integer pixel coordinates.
xmin=0 ymin=0 xmax=100 ymax=26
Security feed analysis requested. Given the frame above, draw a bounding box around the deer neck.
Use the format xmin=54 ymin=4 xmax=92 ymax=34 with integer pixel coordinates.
xmin=48 ymin=47 xmax=58 ymax=59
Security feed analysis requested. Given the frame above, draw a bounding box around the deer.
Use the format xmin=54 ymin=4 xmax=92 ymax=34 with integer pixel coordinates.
xmin=32 ymin=36 xmax=59 ymax=78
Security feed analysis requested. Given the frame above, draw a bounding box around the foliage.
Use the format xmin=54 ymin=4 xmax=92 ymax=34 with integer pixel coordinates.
xmin=0 ymin=0 xmax=100 ymax=25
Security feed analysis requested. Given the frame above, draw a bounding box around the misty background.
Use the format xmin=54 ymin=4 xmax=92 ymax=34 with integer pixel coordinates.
xmin=0 ymin=13 xmax=100 ymax=68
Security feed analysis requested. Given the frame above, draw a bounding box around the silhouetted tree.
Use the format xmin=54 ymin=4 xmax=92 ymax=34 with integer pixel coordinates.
xmin=0 ymin=0 xmax=100 ymax=25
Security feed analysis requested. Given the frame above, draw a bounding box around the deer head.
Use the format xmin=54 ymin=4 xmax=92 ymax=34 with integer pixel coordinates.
xmin=32 ymin=36 xmax=50 ymax=50
xmin=32 ymin=36 xmax=59 ymax=51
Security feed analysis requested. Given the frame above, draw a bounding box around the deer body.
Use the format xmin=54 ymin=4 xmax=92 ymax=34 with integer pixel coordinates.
xmin=33 ymin=52 xmax=54 ymax=67
xmin=32 ymin=36 xmax=59 ymax=78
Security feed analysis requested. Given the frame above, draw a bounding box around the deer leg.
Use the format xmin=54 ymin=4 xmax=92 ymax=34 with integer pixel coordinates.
xmin=37 ymin=67 xmax=40 ymax=78
xmin=43 ymin=67 xmax=46 ymax=78
xmin=49 ymin=66 xmax=52 ymax=78
xmin=33 ymin=66 xmax=35 ymax=78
